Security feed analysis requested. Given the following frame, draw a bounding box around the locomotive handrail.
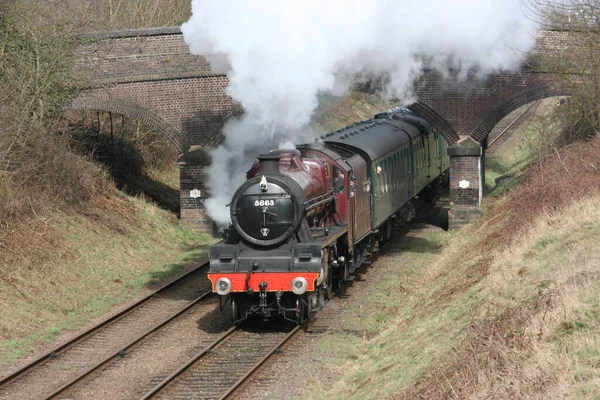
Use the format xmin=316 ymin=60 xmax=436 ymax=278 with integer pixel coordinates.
xmin=304 ymin=191 xmax=333 ymax=204
xmin=304 ymin=192 xmax=335 ymax=211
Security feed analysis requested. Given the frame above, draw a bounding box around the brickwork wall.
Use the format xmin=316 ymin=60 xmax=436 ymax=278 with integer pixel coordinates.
xmin=448 ymin=206 xmax=482 ymax=230
xmin=179 ymin=163 xmax=214 ymax=233
xmin=78 ymin=76 xmax=234 ymax=149
xmin=469 ymin=84 xmax=571 ymax=143
xmin=74 ymin=27 xmax=238 ymax=151
xmin=534 ymin=30 xmax=576 ymax=59
xmin=76 ymin=27 xmax=574 ymax=150
xmin=408 ymin=101 xmax=459 ymax=144
xmin=411 ymin=30 xmax=576 ymax=144
xmin=448 ymin=150 xmax=482 ymax=229
xmin=413 ymin=71 xmax=561 ymax=141
xmin=79 ymin=27 xmax=214 ymax=84
xmin=449 ymin=156 xmax=480 ymax=204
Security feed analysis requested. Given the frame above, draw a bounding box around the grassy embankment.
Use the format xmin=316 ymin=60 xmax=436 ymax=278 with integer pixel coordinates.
xmin=0 ymin=193 xmax=212 ymax=367
xmin=301 ymin=103 xmax=600 ymax=399
xmin=0 ymin=0 xmax=206 ymax=368
xmin=311 ymin=92 xmax=393 ymax=134
xmin=484 ymin=98 xmax=563 ymax=195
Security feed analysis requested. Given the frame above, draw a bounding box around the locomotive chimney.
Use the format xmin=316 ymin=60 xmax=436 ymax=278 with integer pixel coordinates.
xmin=257 ymin=154 xmax=282 ymax=175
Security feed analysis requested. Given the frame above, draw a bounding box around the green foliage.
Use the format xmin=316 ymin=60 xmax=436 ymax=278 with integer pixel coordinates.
xmin=532 ymin=233 xmax=561 ymax=251
xmin=12 ymin=0 xmax=192 ymax=31
xmin=0 ymin=2 xmax=107 ymax=220
xmin=0 ymin=2 xmax=87 ymax=124
xmin=555 ymin=320 xmax=589 ymax=338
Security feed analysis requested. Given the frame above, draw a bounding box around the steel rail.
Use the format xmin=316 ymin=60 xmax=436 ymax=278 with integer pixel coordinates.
xmin=488 ymin=101 xmax=540 ymax=148
xmin=46 ymin=289 xmax=214 ymax=400
xmin=0 ymin=260 xmax=209 ymax=389
xmin=219 ymin=325 xmax=301 ymax=400
xmin=138 ymin=325 xmax=238 ymax=400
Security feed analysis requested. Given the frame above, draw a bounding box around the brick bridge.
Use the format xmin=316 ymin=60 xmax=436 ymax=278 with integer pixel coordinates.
xmin=71 ymin=27 xmax=571 ymax=231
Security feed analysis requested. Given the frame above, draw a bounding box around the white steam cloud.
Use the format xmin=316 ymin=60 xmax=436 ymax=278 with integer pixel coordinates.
xmin=181 ymin=0 xmax=539 ymax=226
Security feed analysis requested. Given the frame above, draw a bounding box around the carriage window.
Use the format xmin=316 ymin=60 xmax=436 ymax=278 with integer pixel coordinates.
xmin=392 ymin=154 xmax=397 ymax=185
xmin=333 ymin=166 xmax=344 ymax=194
xmin=389 ymin=157 xmax=393 ymax=183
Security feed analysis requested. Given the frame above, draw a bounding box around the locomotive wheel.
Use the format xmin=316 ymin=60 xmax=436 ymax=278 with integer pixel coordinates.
xmin=231 ymin=294 xmax=249 ymax=325
xmin=325 ymin=267 xmax=333 ymax=300
xmin=296 ymin=296 xmax=308 ymax=325
xmin=231 ymin=295 xmax=240 ymax=324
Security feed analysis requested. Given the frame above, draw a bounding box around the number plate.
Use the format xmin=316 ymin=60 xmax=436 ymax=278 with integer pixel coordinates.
xmin=254 ymin=199 xmax=275 ymax=207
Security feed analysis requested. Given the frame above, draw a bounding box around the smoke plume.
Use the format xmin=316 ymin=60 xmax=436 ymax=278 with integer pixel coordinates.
xmin=181 ymin=0 xmax=539 ymax=226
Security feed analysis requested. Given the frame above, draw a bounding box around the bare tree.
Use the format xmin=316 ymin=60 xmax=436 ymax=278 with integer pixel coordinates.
xmin=528 ymin=0 xmax=600 ymax=141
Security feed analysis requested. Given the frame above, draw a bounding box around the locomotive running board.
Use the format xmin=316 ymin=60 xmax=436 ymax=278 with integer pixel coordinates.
xmin=319 ymin=225 xmax=348 ymax=248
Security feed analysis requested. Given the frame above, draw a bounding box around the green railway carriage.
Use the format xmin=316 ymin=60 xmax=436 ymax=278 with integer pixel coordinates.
xmin=319 ymin=107 xmax=449 ymax=231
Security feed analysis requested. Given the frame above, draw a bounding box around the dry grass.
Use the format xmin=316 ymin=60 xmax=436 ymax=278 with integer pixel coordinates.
xmin=402 ymin=197 xmax=600 ymax=399
xmin=300 ymin=134 xmax=600 ymax=400
xmin=0 ymin=125 xmax=114 ymax=221
xmin=311 ymin=92 xmax=392 ymax=134
xmin=0 ymin=193 xmax=212 ymax=365
xmin=396 ymin=139 xmax=600 ymax=399
xmin=498 ymin=137 xmax=600 ymax=240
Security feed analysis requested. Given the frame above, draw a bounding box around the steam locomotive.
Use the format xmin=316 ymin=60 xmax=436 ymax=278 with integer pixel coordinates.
xmin=209 ymin=107 xmax=449 ymax=324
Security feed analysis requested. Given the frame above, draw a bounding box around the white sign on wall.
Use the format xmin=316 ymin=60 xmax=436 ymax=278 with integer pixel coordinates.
xmin=458 ymin=180 xmax=471 ymax=189
xmin=190 ymin=189 xmax=202 ymax=198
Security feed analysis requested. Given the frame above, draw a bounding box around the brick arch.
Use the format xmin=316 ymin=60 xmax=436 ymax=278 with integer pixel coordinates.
xmin=66 ymin=96 xmax=188 ymax=154
xmin=470 ymin=85 xmax=572 ymax=143
xmin=408 ymin=100 xmax=460 ymax=144
xmin=202 ymin=103 xmax=245 ymax=149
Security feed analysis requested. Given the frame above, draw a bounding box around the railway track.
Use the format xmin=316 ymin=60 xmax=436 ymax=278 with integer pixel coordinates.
xmin=139 ymin=324 xmax=300 ymax=400
xmin=1 ymin=196 xmax=449 ymax=400
xmin=0 ymin=261 xmax=213 ymax=400
xmin=487 ymin=100 xmax=541 ymax=151
xmin=234 ymin=196 xmax=451 ymax=399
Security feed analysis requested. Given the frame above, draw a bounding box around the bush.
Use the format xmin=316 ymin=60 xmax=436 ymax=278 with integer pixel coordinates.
xmin=0 ymin=2 xmax=112 ymax=221
xmin=0 ymin=120 xmax=113 ymax=220
xmin=500 ymin=137 xmax=600 ymax=236
xmin=528 ymin=0 xmax=600 ymax=143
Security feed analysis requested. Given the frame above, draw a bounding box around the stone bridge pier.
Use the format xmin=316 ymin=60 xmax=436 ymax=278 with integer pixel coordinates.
xmin=447 ymin=137 xmax=484 ymax=229
xmin=178 ymin=148 xmax=213 ymax=233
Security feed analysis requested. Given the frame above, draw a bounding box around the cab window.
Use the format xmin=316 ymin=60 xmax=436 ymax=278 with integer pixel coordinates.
xmin=333 ymin=166 xmax=344 ymax=194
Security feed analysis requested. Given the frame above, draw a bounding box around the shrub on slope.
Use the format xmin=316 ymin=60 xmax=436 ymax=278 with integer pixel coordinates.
xmin=402 ymin=138 xmax=600 ymax=399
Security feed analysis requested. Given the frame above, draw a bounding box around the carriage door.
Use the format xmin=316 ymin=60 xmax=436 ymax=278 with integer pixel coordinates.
xmin=346 ymin=155 xmax=371 ymax=243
